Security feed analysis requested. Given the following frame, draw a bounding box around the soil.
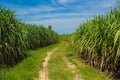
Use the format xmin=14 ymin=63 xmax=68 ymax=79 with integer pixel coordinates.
xmin=37 ymin=48 xmax=57 ymax=80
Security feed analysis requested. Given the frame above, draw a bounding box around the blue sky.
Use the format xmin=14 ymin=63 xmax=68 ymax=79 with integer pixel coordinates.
xmin=1 ymin=0 xmax=116 ymax=34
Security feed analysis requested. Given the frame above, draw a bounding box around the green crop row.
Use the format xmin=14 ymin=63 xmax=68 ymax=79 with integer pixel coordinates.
xmin=72 ymin=3 xmax=120 ymax=78
xmin=0 ymin=6 xmax=59 ymax=66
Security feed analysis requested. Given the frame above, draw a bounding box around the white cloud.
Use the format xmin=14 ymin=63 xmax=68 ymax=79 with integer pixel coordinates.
xmin=88 ymin=0 xmax=115 ymax=9
xmin=58 ymin=0 xmax=77 ymax=4
xmin=58 ymin=0 xmax=69 ymax=3
xmin=100 ymin=1 xmax=115 ymax=8
xmin=27 ymin=17 xmax=86 ymax=24
xmin=51 ymin=0 xmax=78 ymax=8
xmin=29 ymin=6 xmax=56 ymax=12
xmin=5 ymin=0 xmax=115 ymax=34
xmin=20 ymin=11 xmax=96 ymax=21
xmin=13 ymin=5 xmax=64 ymax=16
xmin=26 ymin=17 xmax=90 ymax=34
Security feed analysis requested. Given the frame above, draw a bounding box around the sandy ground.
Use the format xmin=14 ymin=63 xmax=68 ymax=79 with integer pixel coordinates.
xmin=37 ymin=48 xmax=57 ymax=80
xmin=63 ymin=56 xmax=83 ymax=80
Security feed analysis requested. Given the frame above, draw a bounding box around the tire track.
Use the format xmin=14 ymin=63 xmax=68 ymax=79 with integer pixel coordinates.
xmin=37 ymin=48 xmax=57 ymax=80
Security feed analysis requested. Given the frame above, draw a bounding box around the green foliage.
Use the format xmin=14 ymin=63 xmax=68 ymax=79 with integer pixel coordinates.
xmin=0 ymin=43 xmax=59 ymax=80
xmin=72 ymin=4 xmax=120 ymax=78
xmin=48 ymin=43 xmax=74 ymax=80
xmin=0 ymin=6 xmax=25 ymax=66
xmin=60 ymin=34 xmax=72 ymax=42
xmin=21 ymin=24 xmax=58 ymax=49
xmin=66 ymin=43 xmax=110 ymax=80
xmin=0 ymin=6 xmax=59 ymax=66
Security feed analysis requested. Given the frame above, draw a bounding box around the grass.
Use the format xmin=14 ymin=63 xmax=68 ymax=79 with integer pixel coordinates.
xmin=48 ymin=42 xmax=110 ymax=80
xmin=0 ymin=42 xmax=112 ymax=80
xmin=66 ymin=43 xmax=111 ymax=80
xmin=0 ymin=43 xmax=60 ymax=80
xmin=48 ymin=43 xmax=74 ymax=80
xmin=72 ymin=3 xmax=120 ymax=76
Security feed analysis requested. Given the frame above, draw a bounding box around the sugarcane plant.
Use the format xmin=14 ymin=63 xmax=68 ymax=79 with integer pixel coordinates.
xmin=72 ymin=3 xmax=120 ymax=78
xmin=0 ymin=6 xmax=59 ymax=66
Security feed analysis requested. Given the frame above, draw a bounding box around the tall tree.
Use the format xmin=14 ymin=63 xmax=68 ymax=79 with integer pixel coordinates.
xmin=48 ymin=25 xmax=52 ymax=30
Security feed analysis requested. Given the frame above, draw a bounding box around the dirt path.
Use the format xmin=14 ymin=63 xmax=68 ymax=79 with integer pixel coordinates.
xmin=37 ymin=44 xmax=82 ymax=80
xmin=63 ymin=56 xmax=83 ymax=80
xmin=37 ymin=48 xmax=57 ymax=80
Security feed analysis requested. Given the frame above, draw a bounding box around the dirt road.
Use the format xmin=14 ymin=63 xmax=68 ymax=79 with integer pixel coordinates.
xmin=37 ymin=48 xmax=57 ymax=80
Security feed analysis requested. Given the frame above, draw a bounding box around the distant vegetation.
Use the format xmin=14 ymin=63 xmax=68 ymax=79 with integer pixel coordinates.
xmin=72 ymin=3 xmax=120 ymax=78
xmin=0 ymin=6 xmax=59 ymax=66
xmin=60 ymin=34 xmax=71 ymax=42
